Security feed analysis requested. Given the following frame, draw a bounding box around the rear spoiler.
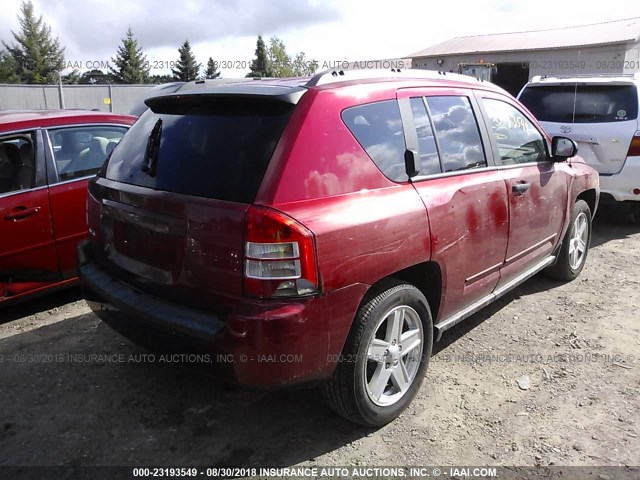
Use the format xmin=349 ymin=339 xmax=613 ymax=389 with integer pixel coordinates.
xmin=145 ymin=85 xmax=307 ymax=113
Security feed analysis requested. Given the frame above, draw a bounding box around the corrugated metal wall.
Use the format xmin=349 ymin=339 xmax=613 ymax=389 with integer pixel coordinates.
xmin=0 ymin=84 xmax=155 ymax=114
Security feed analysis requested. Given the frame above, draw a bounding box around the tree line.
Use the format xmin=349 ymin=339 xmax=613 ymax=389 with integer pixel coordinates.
xmin=0 ymin=1 xmax=318 ymax=85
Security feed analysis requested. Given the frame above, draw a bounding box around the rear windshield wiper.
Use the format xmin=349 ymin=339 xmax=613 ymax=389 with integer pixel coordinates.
xmin=142 ymin=119 xmax=163 ymax=177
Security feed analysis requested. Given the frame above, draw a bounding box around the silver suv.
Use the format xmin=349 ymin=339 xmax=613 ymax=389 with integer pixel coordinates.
xmin=518 ymin=73 xmax=640 ymax=220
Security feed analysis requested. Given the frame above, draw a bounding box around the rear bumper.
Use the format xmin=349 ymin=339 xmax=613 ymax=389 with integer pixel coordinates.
xmin=599 ymin=156 xmax=640 ymax=202
xmin=78 ymin=241 xmax=353 ymax=388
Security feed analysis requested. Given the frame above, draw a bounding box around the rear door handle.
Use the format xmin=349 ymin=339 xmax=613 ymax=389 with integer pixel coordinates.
xmin=512 ymin=182 xmax=531 ymax=195
xmin=5 ymin=206 xmax=41 ymax=221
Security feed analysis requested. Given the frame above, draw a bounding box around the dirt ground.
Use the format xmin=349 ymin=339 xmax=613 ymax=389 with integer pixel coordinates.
xmin=0 ymin=211 xmax=638 ymax=472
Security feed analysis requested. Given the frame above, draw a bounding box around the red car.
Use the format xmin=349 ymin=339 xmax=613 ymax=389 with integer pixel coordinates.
xmin=79 ymin=70 xmax=598 ymax=426
xmin=0 ymin=110 xmax=136 ymax=305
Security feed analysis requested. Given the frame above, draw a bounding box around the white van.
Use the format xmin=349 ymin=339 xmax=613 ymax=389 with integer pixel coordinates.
xmin=518 ymin=73 xmax=640 ymax=220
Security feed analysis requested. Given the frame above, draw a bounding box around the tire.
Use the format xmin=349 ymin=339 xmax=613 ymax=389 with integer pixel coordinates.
xmin=322 ymin=281 xmax=433 ymax=427
xmin=546 ymin=200 xmax=592 ymax=281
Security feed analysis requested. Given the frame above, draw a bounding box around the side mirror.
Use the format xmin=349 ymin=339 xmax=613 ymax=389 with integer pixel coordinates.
xmin=404 ymin=149 xmax=419 ymax=178
xmin=551 ymin=136 xmax=578 ymax=161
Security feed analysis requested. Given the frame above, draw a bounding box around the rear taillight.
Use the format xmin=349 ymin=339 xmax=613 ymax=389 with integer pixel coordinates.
xmin=243 ymin=206 xmax=319 ymax=298
xmin=628 ymin=131 xmax=640 ymax=157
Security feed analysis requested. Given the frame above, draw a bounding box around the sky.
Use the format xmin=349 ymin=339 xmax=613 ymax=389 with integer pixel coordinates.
xmin=1 ymin=0 xmax=640 ymax=77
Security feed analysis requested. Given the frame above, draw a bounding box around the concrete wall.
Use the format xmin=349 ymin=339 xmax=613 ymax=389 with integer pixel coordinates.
xmin=0 ymin=84 xmax=155 ymax=114
xmin=410 ymin=43 xmax=638 ymax=79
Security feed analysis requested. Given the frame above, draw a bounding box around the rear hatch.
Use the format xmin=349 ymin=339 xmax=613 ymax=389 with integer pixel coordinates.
xmin=89 ymin=90 xmax=299 ymax=311
xmin=519 ymin=83 xmax=639 ymax=174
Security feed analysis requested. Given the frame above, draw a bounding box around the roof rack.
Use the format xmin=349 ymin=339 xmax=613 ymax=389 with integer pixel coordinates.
xmin=532 ymin=72 xmax=640 ymax=82
xmin=305 ymin=68 xmax=482 ymax=87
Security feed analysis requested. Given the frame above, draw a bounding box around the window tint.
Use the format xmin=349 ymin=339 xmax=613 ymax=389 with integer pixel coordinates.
xmin=106 ymin=99 xmax=293 ymax=203
xmin=426 ymin=96 xmax=486 ymax=172
xmin=410 ymin=98 xmax=441 ymax=176
xmin=0 ymin=134 xmax=35 ymax=194
xmin=519 ymin=85 xmax=638 ymax=123
xmin=48 ymin=126 xmax=128 ymax=181
xmin=342 ymin=100 xmax=407 ymax=182
xmin=482 ymin=98 xmax=547 ymax=166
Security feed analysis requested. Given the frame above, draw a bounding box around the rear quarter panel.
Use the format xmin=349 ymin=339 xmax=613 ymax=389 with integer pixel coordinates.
xmin=257 ymin=86 xmax=432 ymax=362
xmin=258 ymin=86 xmax=432 ymax=293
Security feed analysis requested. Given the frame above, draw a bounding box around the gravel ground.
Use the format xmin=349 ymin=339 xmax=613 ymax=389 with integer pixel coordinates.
xmin=0 ymin=211 xmax=638 ymax=474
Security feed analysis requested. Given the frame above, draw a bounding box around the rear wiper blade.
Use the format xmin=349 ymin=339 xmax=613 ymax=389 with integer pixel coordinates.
xmin=142 ymin=119 xmax=163 ymax=176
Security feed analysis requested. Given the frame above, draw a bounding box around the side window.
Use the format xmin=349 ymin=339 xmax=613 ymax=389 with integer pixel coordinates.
xmin=0 ymin=133 xmax=36 ymax=195
xmin=342 ymin=100 xmax=407 ymax=182
xmin=409 ymin=98 xmax=441 ymax=176
xmin=426 ymin=96 xmax=487 ymax=172
xmin=47 ymin=126 xmax=128 ymax=181
xmin=481 ymin=98 xmax=547 ymax=166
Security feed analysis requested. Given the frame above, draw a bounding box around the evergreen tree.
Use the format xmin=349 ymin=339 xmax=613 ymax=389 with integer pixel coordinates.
xmin=171 ymin=40 xmax=201 ymax=81
xmin=149 ymin=74 xmax=177 ymax=84
xmin=3 ymin=0 xmax=65 ymax=84
xmin=61 ymin=69 xmax=81 ymax=84
xmin=0 ymin=51 xmax=20 ymax=83
xmin=78 ymin=69 xmax=113 ymax=85
xmin=246 ymin=35 xmax=270 ymax=78
xmin=203 ymin=57 xmax=220 ymax=79
xmin=109 ymin=27 xmax=150 ymax=84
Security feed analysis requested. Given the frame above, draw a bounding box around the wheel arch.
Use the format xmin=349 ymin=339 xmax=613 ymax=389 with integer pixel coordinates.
xmin=577 ymin=188 xmax=598 ymax=218
xmin=358 ymin=261 xmax=443 ymax=331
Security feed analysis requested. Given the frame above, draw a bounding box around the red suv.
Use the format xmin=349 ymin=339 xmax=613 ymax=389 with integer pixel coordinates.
xmin=79 ymin=70 xmax=599 ymax=426
xmin=0 ymin=110 xmax=135 ymax=305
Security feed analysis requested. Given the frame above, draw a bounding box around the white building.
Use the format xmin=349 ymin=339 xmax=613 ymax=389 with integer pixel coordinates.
xmin=409 ymin=17 xmax=640 ymax=95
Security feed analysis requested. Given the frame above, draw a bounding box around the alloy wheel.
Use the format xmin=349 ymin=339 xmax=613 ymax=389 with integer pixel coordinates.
xmin=364 ymin=305 xmax=424 ymax=407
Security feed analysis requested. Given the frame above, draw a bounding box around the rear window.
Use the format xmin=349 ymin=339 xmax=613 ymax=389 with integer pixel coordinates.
xmin=105 ymin=97 xmax=293 ymax=203
xmin=519 ymin=84 xmax=638 ymax=123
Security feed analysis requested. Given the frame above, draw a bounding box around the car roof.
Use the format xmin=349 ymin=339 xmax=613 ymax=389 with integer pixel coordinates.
xmin=0 ymin=110 xmax=137 ymax=133
xmin=524 ymin=73 xmax=640 ymax=87
xmin=144 ymin=69 xmax=510 ymax=108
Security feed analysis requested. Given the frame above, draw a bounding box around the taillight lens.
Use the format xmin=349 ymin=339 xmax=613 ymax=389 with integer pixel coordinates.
xmin=244 ymin=206 xmax=319 ymax=298
xmin=245 ymin=242 xmax=301 ymax=278
xmin=628 ymin=131 xmax=640 ymax=157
